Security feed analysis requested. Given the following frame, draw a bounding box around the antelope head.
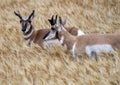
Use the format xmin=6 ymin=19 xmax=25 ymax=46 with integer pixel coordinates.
xmin=44 ymin=15 xmax=66 ymax=40
xmin=14 ymin=10 xmax=35 ymax=33
xmin=48 ymin=15 xmax=67 ymax=30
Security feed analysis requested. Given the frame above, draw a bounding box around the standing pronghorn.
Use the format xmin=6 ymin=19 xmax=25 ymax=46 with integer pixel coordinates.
xmin=44 ymin=16 xmax=120 ymax=58
xmin=14 ymin=10 xmax=60 ymax=48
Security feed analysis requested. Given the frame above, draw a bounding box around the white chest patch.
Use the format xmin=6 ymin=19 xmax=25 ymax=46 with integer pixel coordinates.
xmin=77 ymin=30 xmax=84 ymax=36
xmin=85 ymin=44 xmax=114 ymax=57
xmin=70 ymin=42 xmax=76 ymax=58
xmin=59 ymin=36 xmax=64 ymax=44
xmin=43 ymin=39 xmax=61 ymax=48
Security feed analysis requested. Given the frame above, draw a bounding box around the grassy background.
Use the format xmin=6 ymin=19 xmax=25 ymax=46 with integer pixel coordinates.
xmin=0 ymin=0 xmax=120 ymax=85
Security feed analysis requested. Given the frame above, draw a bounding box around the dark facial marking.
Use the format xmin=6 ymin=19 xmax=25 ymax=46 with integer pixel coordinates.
xmin=43 ymin=31 xmax=50 ymax=40
xmin=21 ymin=20 xmax=31 ymax=32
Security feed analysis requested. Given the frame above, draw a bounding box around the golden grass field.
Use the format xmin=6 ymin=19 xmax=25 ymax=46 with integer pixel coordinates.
xmin=0 ymin=0 xmax=120 ymax=85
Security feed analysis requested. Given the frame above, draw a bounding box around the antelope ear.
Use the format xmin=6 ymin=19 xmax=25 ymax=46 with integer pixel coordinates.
xmin=28 ymin=10 xmax=35 ymax=21
xmin=59 ymin=17 xmax=62 ymax=24
xmin=62 ymin=17 xmax=67 ymax=25
xmin=55 ymin=15 xmax=58 ymax=24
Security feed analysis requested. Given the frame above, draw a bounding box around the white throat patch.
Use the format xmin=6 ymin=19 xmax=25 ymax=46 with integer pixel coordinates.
xmin=23 ymin=28 xmax=34 ymax=39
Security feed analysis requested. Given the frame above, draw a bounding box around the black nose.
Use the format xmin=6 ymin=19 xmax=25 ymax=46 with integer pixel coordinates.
xmin=22 ymin=28 xmax=26 ymax=32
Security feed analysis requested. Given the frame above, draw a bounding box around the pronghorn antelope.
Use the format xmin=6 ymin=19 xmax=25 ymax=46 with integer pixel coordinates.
xmin=44 ymin=16 xmax=120 ymax=58
xmin=14 ymin=10 xmax=60 ymax=48
xmin=14 ymin=11 xmax=84 ymax=48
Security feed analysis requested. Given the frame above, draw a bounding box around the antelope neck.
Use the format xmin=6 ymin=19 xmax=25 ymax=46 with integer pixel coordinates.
xmin=67 ymin=27 xmax=74 ymax=33
xmin=57 ymin=30 xmax=76 ymax=50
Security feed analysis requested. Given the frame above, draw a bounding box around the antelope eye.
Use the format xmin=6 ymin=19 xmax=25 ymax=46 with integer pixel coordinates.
xmin=20 ymin=20 xmax=22 ymax=23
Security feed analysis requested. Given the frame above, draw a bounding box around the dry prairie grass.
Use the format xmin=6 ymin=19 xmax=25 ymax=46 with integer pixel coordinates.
xmin=0 ymin=0 xmax=120 ymax=85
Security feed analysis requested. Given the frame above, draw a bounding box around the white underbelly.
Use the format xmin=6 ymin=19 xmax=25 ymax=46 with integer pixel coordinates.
xmin=43 ymin=39 xmax=61 ymax=47
xmin=85 ymin=44 xmax=114 ymax=57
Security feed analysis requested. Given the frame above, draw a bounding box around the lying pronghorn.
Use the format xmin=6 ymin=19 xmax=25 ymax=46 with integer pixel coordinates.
xmin=14 ymin=10 xmax=84 ymax=48
xmin=44 ymin=16 xmax=120 ymax=58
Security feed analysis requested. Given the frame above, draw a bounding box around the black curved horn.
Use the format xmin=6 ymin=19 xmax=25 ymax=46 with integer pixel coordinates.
xmin=14 ymin=11 xmax=23 ymax=20
xmin=48 ymin=15 xmax=57 ymax=25
xmin=28 ymin=10 xmax=35 ymax=20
